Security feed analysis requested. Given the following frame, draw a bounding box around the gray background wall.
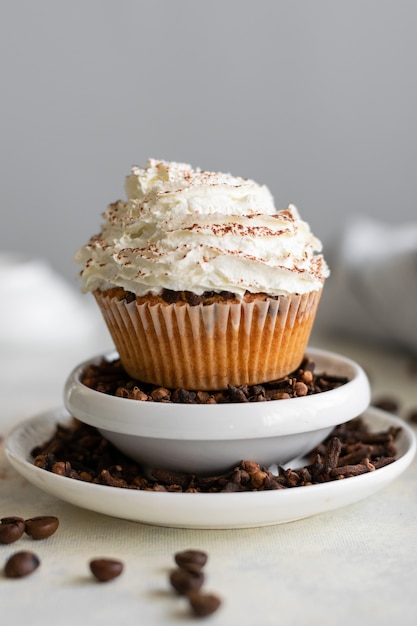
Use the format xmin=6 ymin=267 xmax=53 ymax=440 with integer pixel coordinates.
xmin=1 ymin=0 xmax=416 ymax=286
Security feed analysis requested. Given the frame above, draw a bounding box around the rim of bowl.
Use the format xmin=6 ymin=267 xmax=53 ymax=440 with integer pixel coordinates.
xmin=63 ymin=347 xmax=371 ymax=440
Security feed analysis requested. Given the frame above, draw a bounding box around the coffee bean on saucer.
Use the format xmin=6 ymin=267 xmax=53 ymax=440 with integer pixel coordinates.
xmin=4 ymin=551 xmax=40 ymax=578
xmin=187 ymin=590 xmax=222 ymax=617
xmin=89 ymin=558 xmax=124 ymax=582
xmin=174 ymin=549 xmax=208 ymax=570
xmin=24 ymin=516 xmax=59 ymax=540
xmin=0 ymin=517 xmax=25 ymax=544
xmin=169 ymin=567 xmax=205 ymax=595
xmin=407 ymin=408 xmax=417 ymax=424
xmin=373 ymin=396 xmax=400 ymax=413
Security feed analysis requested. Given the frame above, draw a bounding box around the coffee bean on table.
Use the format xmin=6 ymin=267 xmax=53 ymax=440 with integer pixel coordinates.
xmin=4 ymin=551 xmax=40 ymax=578
xmin=187 ymin=590 xmax=222 ymax=617
xmin=24 ymin=516 xmax=59 ymax=540
xmin=169 ymin=567 xmax=205 ymax=595
xmin=0 ymin=517 xmax=25 ymax=544
xmin=175 ymin=561 xmax=204 ymax=575
xmin=89 ymin=558 xmax=124 ymax=582
xmin=174 ymin=549 xmax=208 ymax=570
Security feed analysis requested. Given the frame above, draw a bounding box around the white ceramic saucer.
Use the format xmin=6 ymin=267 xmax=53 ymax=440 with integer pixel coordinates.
xmin=5 ymin=406 xmax=415 ymax=529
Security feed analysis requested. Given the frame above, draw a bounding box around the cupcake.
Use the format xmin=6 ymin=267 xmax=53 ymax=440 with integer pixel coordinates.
xmin=75 ymin=159 xmax=329 ymax=390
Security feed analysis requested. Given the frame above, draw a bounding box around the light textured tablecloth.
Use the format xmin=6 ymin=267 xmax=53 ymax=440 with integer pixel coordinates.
xmin=1 ymin=328 xmax=417 ymax=626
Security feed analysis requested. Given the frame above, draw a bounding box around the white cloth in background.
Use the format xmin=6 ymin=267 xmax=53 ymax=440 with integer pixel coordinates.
xmin=0 ymin=253 xmax=103 ymax=349
xmin=0 ymin=254 xmax=114 ymax=420
xmin=316 ymin=216 xmax=417 ymax=355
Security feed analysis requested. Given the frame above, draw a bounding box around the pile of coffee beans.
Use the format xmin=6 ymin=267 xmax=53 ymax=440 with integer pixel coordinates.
xmin=1 ymin=515 xmax=59 ymax=579
xmin=2 ymin=529 xmax=219 ymax=617
xmin=1 ymin=513 xmax=124 ymax=584
xmin=170 ymin=550 xmax=222 ymax=617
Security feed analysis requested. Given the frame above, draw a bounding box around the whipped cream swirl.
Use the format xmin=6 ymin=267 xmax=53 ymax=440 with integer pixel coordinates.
xmin=76 ymin=159 xmax=329 ymax=298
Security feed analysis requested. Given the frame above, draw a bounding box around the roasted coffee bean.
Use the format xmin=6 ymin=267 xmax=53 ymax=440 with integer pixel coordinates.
xmin=407 ymin=408 xmax=417 ymax=424
xmin=169 ymin=567 xmax=205 ymax=595
xmin=174 ymin=549 xmax=208 ymax=570
xmin=89 ymin=558 xmax=124 ymax=582
xmin=24 ymin=516 xmax=59 ymax=540
xmin=0 ymin=517 xmax=25 ymax=544
xmin=175 ymin=561 xmax=204 ymax=575
xmin=187 ymin=590 xmax=222 ymax=617
xmin=373 ymin=396 xmax=400 ymax=413
xmin=4 ymin=551 xmax=40 ymax=578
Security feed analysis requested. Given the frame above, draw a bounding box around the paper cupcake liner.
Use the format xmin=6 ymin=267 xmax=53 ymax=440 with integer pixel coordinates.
xmin=94 ymin=290 xmax=322 ymax=390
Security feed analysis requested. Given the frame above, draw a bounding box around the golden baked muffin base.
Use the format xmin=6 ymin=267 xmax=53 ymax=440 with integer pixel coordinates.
xmin=94 ymin=289 xmax=321 ymax=390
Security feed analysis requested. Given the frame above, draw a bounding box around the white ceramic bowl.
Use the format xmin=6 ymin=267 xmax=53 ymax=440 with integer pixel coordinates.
xmin=63 ymin=347 xmax=371 ymax=474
